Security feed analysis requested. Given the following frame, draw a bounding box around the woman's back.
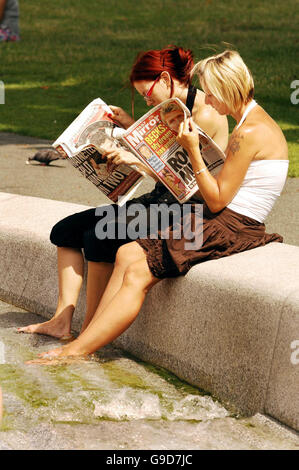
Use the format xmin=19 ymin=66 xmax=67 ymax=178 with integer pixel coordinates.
xmin=226 ymin=101 xmax=289 ymax=222
xmin=234 ymin=104 xmax=288 ymax=162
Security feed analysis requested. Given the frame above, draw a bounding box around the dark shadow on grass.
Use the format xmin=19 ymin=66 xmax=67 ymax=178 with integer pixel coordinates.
xmin=281 ymin=128 xmax=299 ymax=145
xmin=0 ymin=132 xmax=52 ymax=146
xmin=257 ymin=95 xmax=299 ymax=121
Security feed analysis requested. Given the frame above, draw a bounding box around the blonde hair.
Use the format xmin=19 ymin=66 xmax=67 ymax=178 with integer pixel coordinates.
xmin=192 ymin=50 xmax=254 ymax=112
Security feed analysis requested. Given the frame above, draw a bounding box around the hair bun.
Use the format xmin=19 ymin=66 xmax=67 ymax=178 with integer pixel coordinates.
xmin=176 ymin=46 xmax=193 ymax=65
xmin=168 ymin=46 xmax=194 ymax=81
xmin=130 ymin=45 xmax=194 ymax=86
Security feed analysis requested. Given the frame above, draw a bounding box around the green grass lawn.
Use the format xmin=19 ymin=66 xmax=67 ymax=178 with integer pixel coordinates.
xmin=1 ymin=0 xmax=298 ymax=175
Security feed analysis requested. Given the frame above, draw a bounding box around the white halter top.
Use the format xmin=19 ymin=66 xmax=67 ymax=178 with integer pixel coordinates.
xmin=235 ymin=99 xmax=258 ymax=129
xmin=227 ymin=100 xmax=289 ymax=223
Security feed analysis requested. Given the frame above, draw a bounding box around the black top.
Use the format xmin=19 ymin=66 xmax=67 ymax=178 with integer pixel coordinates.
xmin=186 ymin=85 xmax=197 ymax=114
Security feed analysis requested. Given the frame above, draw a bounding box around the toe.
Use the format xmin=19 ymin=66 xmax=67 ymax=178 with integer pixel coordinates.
xmin=17 ymin=327 xmax=30 ymax=334
xmin=38 ymin=347 xmax=64 ymax=359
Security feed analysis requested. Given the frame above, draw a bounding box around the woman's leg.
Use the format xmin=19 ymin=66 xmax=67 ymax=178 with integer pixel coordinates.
xmin=71 ymin=255 xmax=159 ymax=355
xmin=80 ymin=261 xmax=114 ymax=333
xmin=86 ymin=242 xmax=148 ymax=327
xmin=18 ymin=246 xmax=84 ymax=338
xmin=31 ymin=242 xmax=160 ymax=361
xmin=18 ymin=207 xmax=116 ymax=338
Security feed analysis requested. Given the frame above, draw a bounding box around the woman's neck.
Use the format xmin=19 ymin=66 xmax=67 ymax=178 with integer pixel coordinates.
xmin=231 ymin=100 xmax=254 ymax=125
xmin=173 ymin=84 xmax=189 ymax=104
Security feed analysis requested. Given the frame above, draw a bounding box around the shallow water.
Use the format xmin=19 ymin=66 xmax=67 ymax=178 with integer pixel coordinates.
xmin=0 ymin=302 xmax=298 ymax=450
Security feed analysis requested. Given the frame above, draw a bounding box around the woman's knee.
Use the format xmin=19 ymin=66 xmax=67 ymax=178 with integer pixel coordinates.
xmin=50 ymin=209 xmax=97 ymax=247
xmin=123 ymin=259 xmax=158 ymax=292
xmin=50 ymin=214 xmax=82 ymax=247
xmin=114 ymin=243 xmax=144 ymax=270
xmin=83 ymin=229 xmax=111 ymax=262
xmin=50 ymin=219 xmax=69 ymax=246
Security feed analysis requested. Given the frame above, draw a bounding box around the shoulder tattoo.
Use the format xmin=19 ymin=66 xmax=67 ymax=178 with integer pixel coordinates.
xmin=228 ymin=132 xmax=244 ymax=156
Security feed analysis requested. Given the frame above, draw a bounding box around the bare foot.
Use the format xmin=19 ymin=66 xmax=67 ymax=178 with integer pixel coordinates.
xmin=38 ymin=345 xmax=67 ymax=358
xmin=25 ymin=356 xmax=91 ymax=366
xmin=17 ymin=316 xmax=73 ymax=340
xmin=25 ymin=342 xmax=91 ymax=365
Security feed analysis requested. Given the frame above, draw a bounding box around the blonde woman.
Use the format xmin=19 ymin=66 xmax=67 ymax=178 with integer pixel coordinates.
xmin=28 ymin=50 xmax=288 ymax=363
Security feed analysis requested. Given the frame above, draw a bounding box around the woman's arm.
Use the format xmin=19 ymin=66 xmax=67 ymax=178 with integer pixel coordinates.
xmin=102 ymin=148 xmax=159 ymax=180
xmin=177 ymin=118 xmax=256 ymax=212
xmin=0 ymin=0 xmax=7 ymax=22
xmin=104 ymin=105 xmax=158 ymax=179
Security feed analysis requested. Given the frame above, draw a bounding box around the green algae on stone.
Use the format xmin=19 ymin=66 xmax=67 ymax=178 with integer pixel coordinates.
xmin=124 ymin=354 xmax=211 ymax=397
xmin=0 ymin=364 xmax=57 ymax=408
xmin=101 ymin=361 xmax=148 ymax=391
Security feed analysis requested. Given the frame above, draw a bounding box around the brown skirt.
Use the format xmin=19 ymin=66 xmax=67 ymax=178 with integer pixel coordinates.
xmin=136 ymin=205 xmax=283 ymax=279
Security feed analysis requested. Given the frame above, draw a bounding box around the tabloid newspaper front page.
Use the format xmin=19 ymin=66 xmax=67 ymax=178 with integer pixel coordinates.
xmin=53 ymin=98 xmax=144 ymax=205
xmin=53 ymin=97 xmax=225 ymax=205
xmin=122 ymin=98 xmax=225 ymax=203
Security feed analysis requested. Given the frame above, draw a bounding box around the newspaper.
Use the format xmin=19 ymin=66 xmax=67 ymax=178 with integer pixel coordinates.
xmin=53 ymin=98 xmax=144 ymax=205
xmin=122 ymin=98 xmax=225 ymax=203
xmin=53 ymin=97 xmax=226 ymax=206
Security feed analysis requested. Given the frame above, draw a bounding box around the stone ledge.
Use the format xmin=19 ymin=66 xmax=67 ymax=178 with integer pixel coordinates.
xmin=0 ymin=192 xmax=298 ymax=431
xmin=264 ymin=290 xmax=299 ymax=431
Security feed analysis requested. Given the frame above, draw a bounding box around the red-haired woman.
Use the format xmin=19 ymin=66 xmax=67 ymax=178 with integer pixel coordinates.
xmin=18 ymin=46 xmax=228 ymax=344
xmin=110 ymin=45 xmax=228 ymax=149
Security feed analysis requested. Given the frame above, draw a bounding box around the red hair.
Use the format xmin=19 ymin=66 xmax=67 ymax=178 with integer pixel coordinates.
xmin=130 ymin=45 xmax=194 ymax=86
xmin=129 ymin=45 xmax=194 ymax=117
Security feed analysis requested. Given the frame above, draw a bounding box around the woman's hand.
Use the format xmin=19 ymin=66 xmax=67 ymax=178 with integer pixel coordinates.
xmin=109 ymin=106 xmax=135 ymax=129
xmin=102 ymin=148 xmax=147 ymax=176
xmin=176 ymin=117 xmax=200 ymax=154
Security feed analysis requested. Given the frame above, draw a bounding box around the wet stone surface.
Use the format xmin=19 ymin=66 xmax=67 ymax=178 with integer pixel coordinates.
xmin=0 ymin=300 xmax=298 ymax=450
